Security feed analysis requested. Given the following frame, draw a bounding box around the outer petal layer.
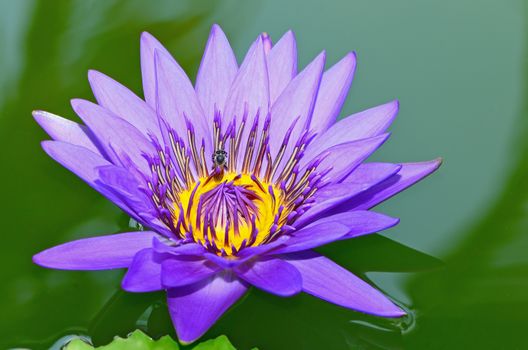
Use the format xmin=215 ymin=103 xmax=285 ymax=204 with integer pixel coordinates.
xmin=195 ymin=24 xmax=238 ymax=124
xmin=33 ymin=231 xmax=157 ymax=270
xmin=167 ymin=272 xmax=247 ymax=343
xmin=274 ymin=211 xmax=399 ymax=254
xmin=121 ymin=248 xmax=163 ymax=292
xmin=266 ymin=30 xmax=297 ymax=103
xmin=305 ymin=100 xmax=398 ymax=161
xmin=235 ymin=257 xmax=302 ymax=296
xmin=310 ymin=52 xmax=356 ymax=134
xmin=285 ymin=251 xmax=405 ymax=317
xmin=162 ymin=257 xmax=220 ymax=288
xmin=297 ymin=163 xmax=401 ymax=225
xmin=33 ymin=111 xmax=101 ymax=155
xmin=41 ymin=141 xmax=142 ymax=220
xmin=71 ymin=99 xmax=156 ymax=174
xmin=154 ymin=49 xmax=211 ymax=150
xmin=222 ymin=35 xmax=270 ymax=166
xmin=269 ymin=51 xmax=325 ymax=168
xmin=223 ymin=35 xmax=270 ymax=129
xmin=344 ymin=159 xmax=443 ymax=210
xmin=308 ymin=134 xmax=390 ymax=183
xmin=140 ymin=32 xmax=172 ymax=108
xmin=88 ymin=70 xmax=162 ymax=140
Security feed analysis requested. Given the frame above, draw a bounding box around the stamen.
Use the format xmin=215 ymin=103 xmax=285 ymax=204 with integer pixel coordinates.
xmin=242 ymin=111 xmax=260 ymax=173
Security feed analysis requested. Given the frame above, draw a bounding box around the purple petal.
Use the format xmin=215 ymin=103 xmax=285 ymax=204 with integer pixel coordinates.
xmin=235 ymin=257 xmax=302 ymax=296
xmin=314 ymin=164 xmax=401 ymax=203
xmin=162 ymin=256 xmax=220 ymax=288
xmin=121 ymin=248 xmax=163 ymax=292
xmin=154 ymin=48 xmax=211 ymax=150
xmin=95 ymin=165 xmax=155 ymax=218
xmin=269 ymin=51 xmax=326 ymax=172
xmin=140 ymin=32 xmax=173 ymax=108
xmin=306 ymin=134 xmax=390 ymax=183
xmin=202 ymin=253 xmax=245 ymax=269
xmin=273 ymin=211 xmax=398 ymax=254
xmin=167 ymin=272 xmax=248 ymax=343
xmin=153 ymin=237 xmax=207 ymax=256
xmin=346 ymin=159 xmax=443 ymax=210
xmin=267 ymin=30 xmax=297 ymax=103
xmin=261 ymin=32 xmax=272 ymax=53
xmin=342 ymin=162 xmax=403 ymax=185
xmin=71 ymin=99 xmax=156 ymax=174
xmin=222 ymin=35 xmax=270 ymax=166
xmin=285 ymin=251 xmax=405 ymax=317
xmin=33 ymin=231 xmax=157 ymax=270
xmin=33 ymin=110 xmax=102 ymax=155
xmin=195 ymin=24 xmax=238 ymax=125
xmin=88 ymin=70 xmax=162 ymax=140
xmin=236 ymin=235 xmax=290 ymax=259
xmin=310 ymin=52 xmax=357 ymax=134
xmin=305 ymin=100 xmax=398 ymax=161
xmin=296 ymin=163 xmax=401 ymax=226
xmin=41 ymin=141 xmax=142 ymax=219
xmin=223 ymin=35 xmax=269 ymax=128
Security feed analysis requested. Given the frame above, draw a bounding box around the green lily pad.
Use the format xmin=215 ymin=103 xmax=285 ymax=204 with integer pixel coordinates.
xmin=64 ymin=330 xmax=242 ymax=350
xmin=192 ymin=335 xmax=237 ymax=350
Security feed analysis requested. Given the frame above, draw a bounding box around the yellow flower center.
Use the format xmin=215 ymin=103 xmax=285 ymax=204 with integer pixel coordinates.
xmin=172 ymin=172 xmax=286 ymax=256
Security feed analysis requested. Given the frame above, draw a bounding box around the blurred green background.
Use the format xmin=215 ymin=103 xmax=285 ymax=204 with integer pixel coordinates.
xmin=0 ymin=0 xmax=526 ymax=349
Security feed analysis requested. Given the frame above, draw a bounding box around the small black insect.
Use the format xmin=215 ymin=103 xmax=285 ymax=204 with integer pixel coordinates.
xmin=212 ymin=150 xmax=228 ymax=167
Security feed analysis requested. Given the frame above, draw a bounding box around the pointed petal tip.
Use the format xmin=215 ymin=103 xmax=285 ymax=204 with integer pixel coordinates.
xmin=424 ymin=157 xmax=444 ymax=173
xmin=402 ymin=157 xmax=444 ymax=171
xmin=261 ymin=32 xmax=272 ymax=52
xmin=32 ymin=252 xmax=47 ymax=268
xmin=140 ymin=31 xmax=155 ymax=41
xmin=389 ymin=99 xmax=400 ymax=112
xmin=375 ymin=132 xmax=391 ymax=145
xmin=32 ymin=110 xmax=56 ymax=125
xmin=278 ymin=29 xmax=297 ymax=47
xmin=314 ymin=50 xmax=327 ymax=72
xmin=86 ymin=69 xmax=108 ymax=84
xmin=378 ymin=214 xmax=401 ymax=230
xmin=356 ymin=299 xmax=407 ymax=318
xmin=377 ymin=306 xmax=407 ymax=318
xmin=32 ymin=110 xmax=44 ymax=118
xmin=40 ymin=139 xmax=55 ymax=153
xmin=304 ymin=50 xmax=326 ymax=73
xmin=209 ymin=23 xmax=229 ymax=40
xmin=70 ymin=98 xmax=97 ymax=118
xmin=87 ymin=70 xmax=107 ymax=91
xmin=344 ymin=51 xmax=357 ymax=65
xmin=31 ymin=248 xmax=60 ymax=270
xmin=87 ymin=68 xmax=98 ymax=78
xmin=69 ymin=98 xmax=86 ymax=111
xmin=140 ymin=31 xmax=164 ymax=50
xmin=210 ymin=23 xmax=223 ymax=32
xmin=341 ymin=51 xmax=357 ymax=72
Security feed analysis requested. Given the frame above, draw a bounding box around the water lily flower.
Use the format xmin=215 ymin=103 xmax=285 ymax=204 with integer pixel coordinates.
xmin=32 ymin=24 xmax=441 ymax=343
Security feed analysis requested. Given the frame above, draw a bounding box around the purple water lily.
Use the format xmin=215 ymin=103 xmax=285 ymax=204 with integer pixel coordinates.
xmin=32 ymin=24 xmax=441 ymax=343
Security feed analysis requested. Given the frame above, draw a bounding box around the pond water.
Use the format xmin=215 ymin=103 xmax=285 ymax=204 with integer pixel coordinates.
xmin=1 ymin=0 xmax=527 ymax=349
